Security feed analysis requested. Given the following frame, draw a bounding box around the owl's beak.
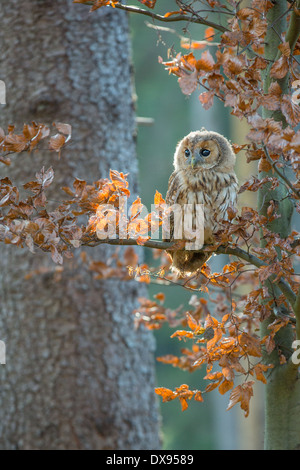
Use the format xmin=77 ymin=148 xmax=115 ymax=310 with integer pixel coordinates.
xmin=190 ymin=154 xmax=204 ymax=168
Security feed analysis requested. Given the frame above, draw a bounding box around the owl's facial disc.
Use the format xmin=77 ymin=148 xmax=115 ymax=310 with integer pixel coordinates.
xmin=185 ymin=147 xmax=211 ymax=168
xmin=190 ymin=139 xmax=220 ymax=169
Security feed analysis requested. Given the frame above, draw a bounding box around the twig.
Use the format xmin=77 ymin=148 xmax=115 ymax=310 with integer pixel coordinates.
xmin=82 ymin=236 xmax=297 ymax=307
xmin=81 ymin=1 xmax=229 ymax=33
xmin=263 ymin=144 xmax=300 ymax=200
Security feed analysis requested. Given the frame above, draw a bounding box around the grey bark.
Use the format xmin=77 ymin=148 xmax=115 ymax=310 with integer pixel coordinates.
xmin=0 ymin=0 xmax=160 ymax=450
xmin=258 ymin=2 xmax=300 ymax=451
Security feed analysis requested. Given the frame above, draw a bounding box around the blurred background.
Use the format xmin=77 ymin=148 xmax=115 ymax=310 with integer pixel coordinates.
xmin=129 ymin=0 xmax=264 ymax=450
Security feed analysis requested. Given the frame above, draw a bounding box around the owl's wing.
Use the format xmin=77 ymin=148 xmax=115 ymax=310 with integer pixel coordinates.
xmin=164 ymin=171 xmax=182 ymax=242
xmin=165 ymin=171 xmax=179 ymax=205
xmin=217 ymin=175 xmax=239 ymax=218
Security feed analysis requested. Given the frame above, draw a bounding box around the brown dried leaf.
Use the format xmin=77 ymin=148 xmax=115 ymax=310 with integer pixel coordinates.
xmin=281 ymin=95 xmax=300 ymax=127
xmin=270 ymin=55 xmax=289 ymax=79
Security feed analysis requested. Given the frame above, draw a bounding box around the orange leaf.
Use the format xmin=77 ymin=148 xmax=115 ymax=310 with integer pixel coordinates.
xmin=136 ymin=235 xmax=150 ymax=246
xmin=196 ymin=50 xmax=215 ymax=72
xmin=219 ymin=379 xmax=234 ymax=395
xmin=252 ymin=363 xmax=272 ymax=384
xmin=155 ymin=387 xmax=175 ymax=402
xmin=109 ymin=169 xmax=128 ymax=190
xmin=227 ymin=381 xmax=254 ymax=417
xmin=164 ymin=10 xmax=182 ymax=18
xmin=181 ymin=40 xmax=206 ymax=50
xmin=239 ymin=332 xmax=262 ymax=357
xmin=154 ymin=190 xmax=165 ymax=206
xmin=171 ymin=330 xmax=194 ymax=340
xmin=186 ymin=312 xmax=198 ymax=331
xmin=137 ymin=0 xmax=157 ymax=8
xmin=194 ymin=391 xmax=204 ymax=402
xmin=205 ymin=27 xmax=215 ymax=41
xmin=154 ymin=292 xmax=165 ymax=303
xmin=179 ymin=397 xmax=189 ymax=411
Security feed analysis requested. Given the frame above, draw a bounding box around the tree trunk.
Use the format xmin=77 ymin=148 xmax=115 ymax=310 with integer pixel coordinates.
xmin=258 ymin=2 xmax=300 ymax=450
xmin=0 ymin=0 xmax=160 ymax=450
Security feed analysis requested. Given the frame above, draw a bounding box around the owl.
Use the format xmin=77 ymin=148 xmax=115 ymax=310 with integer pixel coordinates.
xmin=164 ymin=129 xmax=238 ymax=276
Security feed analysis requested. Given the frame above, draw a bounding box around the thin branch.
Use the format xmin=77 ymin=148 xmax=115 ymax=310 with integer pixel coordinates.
xmin=82 ymin=1 xmax=229 ymax=33
xmin=146 ymin=21 xmax=220 ymax=46
xmin=82 ymin=236 xmax=297 ymax=306
xmin=263 ymin=144 xmax=300 ymax=200
xmin=82 ymin=236 xmax=173 ymax=250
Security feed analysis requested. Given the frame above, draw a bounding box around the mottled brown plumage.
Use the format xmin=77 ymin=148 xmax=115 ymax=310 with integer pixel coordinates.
xmin=164 ymin=129 xmax=238 ymax=276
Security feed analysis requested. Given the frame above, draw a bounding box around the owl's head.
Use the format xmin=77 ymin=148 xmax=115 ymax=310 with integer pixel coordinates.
xmin=173 ymin=130 xmax=236 ymax=172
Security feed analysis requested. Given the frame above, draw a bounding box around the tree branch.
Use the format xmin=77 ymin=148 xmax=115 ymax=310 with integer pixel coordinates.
xmin=82 ymin=236 xmax=297 ymax=307
xmin=263 ymin=144 xmax=300 ymax=200
xmin=81 ymin=1 xmax=228 ymax=33
xmin=285 ymin=0 xmax=300 ymax=54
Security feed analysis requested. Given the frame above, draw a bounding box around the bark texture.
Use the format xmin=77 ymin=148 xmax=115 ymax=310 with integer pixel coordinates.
xmin=258 ymin=2 xmax=300 ymax=451
xmin=0 ymin=0 xmax=160 ymax=450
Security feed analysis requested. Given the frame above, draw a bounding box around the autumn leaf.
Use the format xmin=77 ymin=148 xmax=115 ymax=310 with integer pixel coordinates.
xmin=251 ymin=363 xmax=272 ymax=384
xmin=205 ymin=27 xmax=215 ymax=41
xmin=54 ymin=122 xmax=72 ymax=136
xmin=164 ymin=11 xmax=182 ymax=18
xmin=223 ymin=56 xmax=244 ymax=77
xmin=171 ymin=330 xmax=194 ymax=340
xmin=154 ymin=292 xmax=165 ymax=303
xmin=36 ymin=167 xmax=54 ymax=188
xmin=219 ymin=379 xmax=234 ymax=395
xmin=239 ymin=332 xmax=262 ymax=357
xmin=270 ymin=55 xmax=289 ymax=79
xmin=154 ymin=190 xmax=165 ymax=206
xmin=155 ymin=387 xmax=175 ymax=403
xmin=137 ymin=0 xmax=157 ymax=8
xmin=196 ymin=50 xmax=215 ymax=73
xmin=178 ymin=70 xmax=198 ymax=95
xmin=4 ymin=134 xmax=28 ymax=153
xmin=194 ymin=391 xmax=204 ymax=403
xmin=199 ymin=90 xmax=214 ymax=110
xmin=281 ymin=95 xmax=300 ymax=127
xmin=48 ymin=122 xmax=71 ymax=155
xmin=181 ymin=40 xmax=206 ymax=51
xmin=51 ymin=246 xmax=64 ymax=265
xmin=227 ymin=382 xmax=254 ymax=417
xmin=49 ymin=133 xmax=66 ymax=153
xmin=258 ymin=157 xmax=272 ymax=173
xmin=109 ymin=169 xmax=129 ymax=191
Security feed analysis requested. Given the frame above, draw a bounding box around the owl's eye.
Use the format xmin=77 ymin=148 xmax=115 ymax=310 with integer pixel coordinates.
xmin=200 ymin=148 xmax=211 ymax=157
xmin=184 ymin=149 xmax=191 ymax=158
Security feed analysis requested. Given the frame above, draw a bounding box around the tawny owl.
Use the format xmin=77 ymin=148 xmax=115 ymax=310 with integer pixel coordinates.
xmin=164 ymin=129 xmax=238 ymax=276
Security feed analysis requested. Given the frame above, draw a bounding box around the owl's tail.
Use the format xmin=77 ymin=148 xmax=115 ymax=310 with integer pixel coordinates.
xmin=167 ymin=249 xmax=210 ymax=277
